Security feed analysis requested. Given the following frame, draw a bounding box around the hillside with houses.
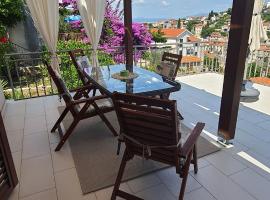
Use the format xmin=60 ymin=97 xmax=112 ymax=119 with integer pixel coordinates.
xmin=143 ymin=2 xmax=270 ymax=77
xmin=147 ymin=3 xmax=270 ymax=42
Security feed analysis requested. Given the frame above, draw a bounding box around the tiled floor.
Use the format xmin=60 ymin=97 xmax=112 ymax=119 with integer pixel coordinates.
xmin=4 ymin=73 xmax=270 ymax=200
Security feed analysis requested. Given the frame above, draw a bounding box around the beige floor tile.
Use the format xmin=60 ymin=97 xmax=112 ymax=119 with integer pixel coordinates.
xmin=191 ymin=165 xmax=255 ymax=200
xmin=205 ymin=151 xmax=247 ymax=176
xmin=127 ymin=174 xmax=161 ymax=193
xmin=184 ymin=187 xmax=216 ymax=200
xmin=95 ymin=183 xmax=131 ymax=200
xmin=5 ymin=102 xmax=25 ymax=117
xmin=7 ymin=132 xmax=23 ymax=153
xmin=26 ymin=98 xmax=44 ymax=107
xmin=231 ymin=149 xmax=270 ymax=181
xmin=45 ymin=110 xmax=60 ymax=125
xmin=43 ymin=96 xmax=62 ymax=110
xmin=8 ymin=185 xmax=20 ymax=200
xmin=20 ymin=188 xmax=57 ymax=200
xmin=4 ymin=115 xmax=25 ymax=131
xmin=20 ymin=154 xmax=55 ymax=197
xmin=12 ymin=151 xmax=22 ymax=180
xmin=6 ymin=129 xmax=24 ymax=136
xmin=24 ymin=116 xmax=47 ymax=135
xmin=189 ymin=158 xmax=211 ymax=172
xmin=136 ymin=184 xmax=176 ymax=200
xmin=24 ymin=129 xmax=48 ymax=136
xmin=50 ymin=143 xmax=75 ymax=172
xmin=22 ymin=133 xmax=50 ymax=159
xmin=55 ymin=168 xmax=95 ymax=200
xmin=156 ymin=168 xmax=201 ymax=197
xmin=25 ymin=105 xmax=45 ymax=117
xmin=230 ymin=168 xmax=270 ymax=200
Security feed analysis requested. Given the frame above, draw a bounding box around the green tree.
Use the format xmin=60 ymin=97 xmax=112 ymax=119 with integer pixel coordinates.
xmin=201 ymin=25 xmax=215 ymax=38
xmin=208 ymin=10 xmax=218 ymax=20
xmin=0 ymin=0 xmax=25 ymax=27
xmin=152 ymin=29 xmax=167 ymax=43
xmin=227 ymin=8 xmax=232 ymax=15
xmin=186 ymin=20 xmax=199 ymax=33
xmin=148 ymin=23 xmax=154 ymax=29
xmin=220 ymin=31 xmax=228 ymax=37
xmin=267 ymin=32 xmax=270 ymax=38
xmin=263 ymin=13 xmax=270 ymax=22
xmin=204 ymin=56 xmax=220 ymax=71
xmin=177 ymin=18 xmax=181 ymax=28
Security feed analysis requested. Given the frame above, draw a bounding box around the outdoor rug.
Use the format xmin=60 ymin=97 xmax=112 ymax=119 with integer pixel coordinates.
xmin=58 ymin=107 xmax=220 ymax=194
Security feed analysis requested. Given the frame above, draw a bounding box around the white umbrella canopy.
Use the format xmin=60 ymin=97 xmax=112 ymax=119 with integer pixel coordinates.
xmin=244 ymin=0 xmax=268 ymax=80
xmin=248 ymin=0 xmax=268 ymax=52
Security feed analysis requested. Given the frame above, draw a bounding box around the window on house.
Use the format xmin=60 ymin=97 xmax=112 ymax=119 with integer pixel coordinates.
xmin=187 ymin=48 xmax=194 ymax=55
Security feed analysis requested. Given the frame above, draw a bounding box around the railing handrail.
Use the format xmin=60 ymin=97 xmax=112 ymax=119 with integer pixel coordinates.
xmin=10 ymin=42 xmax=32 ymax=53
xmin=4 ymin=41 xmax=223 ymax=57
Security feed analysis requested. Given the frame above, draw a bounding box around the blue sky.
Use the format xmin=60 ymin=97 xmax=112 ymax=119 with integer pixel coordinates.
xmin=131 ymin=0 xmax=233 ymax=19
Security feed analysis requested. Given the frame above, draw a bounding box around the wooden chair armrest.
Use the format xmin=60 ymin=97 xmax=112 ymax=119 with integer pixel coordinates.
xmin=180 ymin=122 xmax=205 ymax=157
xmin=68 ymin=95 xmax=108 ymax=106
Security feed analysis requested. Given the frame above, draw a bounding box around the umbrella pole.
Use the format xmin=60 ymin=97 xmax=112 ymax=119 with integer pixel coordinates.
xmin=124 ymin=0 xmax=133 ymax=72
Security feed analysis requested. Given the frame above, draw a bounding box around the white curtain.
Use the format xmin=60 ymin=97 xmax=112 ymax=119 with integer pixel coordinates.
xmin=244 ymin=0 xmax=268 ymax=79
xmin=249 ymin=0 xmax=268 ymax=52
xmin=26 ymin=0 xmax=60 ymax=72
xmin=77 ymin=0 xmax=106 ymax=68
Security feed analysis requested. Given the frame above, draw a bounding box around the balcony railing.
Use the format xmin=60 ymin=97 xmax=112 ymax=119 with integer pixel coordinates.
xmin=2 ymin=42 xmax=269 ymax=100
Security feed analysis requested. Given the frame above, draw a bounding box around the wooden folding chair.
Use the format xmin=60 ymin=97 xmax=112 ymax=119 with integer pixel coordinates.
xmin=163 ymin=52 xmax=182 ymax=80
xmin=111 ymin=93 xmax=205 ymax=200
xmin=68 ymin=49 xmax=98 ymax=97
xmin=45 ymin=62 xmax=118 ymax=151
xmin=155 ymin=52 xmax=184 ymax=120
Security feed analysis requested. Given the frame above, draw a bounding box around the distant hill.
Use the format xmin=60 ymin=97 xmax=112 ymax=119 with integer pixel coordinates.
xmin=133 ymin=18 xmax=167 ymax=23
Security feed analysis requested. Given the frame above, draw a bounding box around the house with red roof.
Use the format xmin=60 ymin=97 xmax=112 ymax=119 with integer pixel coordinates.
xmin=150 ymin=28 xmax=203 ymax=70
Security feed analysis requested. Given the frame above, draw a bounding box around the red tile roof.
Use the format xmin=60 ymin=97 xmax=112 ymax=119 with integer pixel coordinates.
xmin=181 ymin=56 xmax=201 ymax=63
xmin=150 ymin=28 xmax=186 ymax=38
xmin=204 ymin=41 xmax=226 ymax=46
xmin=210 ymin=32 xmax=222 ymax=38
xmin=250 ymin=77 xmax=270 ymax=86
xmin=187 ymin=35 xmax=200 ymax=42
xmin=259 ymin=45 xmax=270 ymax=51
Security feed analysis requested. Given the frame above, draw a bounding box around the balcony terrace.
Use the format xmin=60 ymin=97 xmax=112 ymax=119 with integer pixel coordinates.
xmin=3 ymin=71 xmax=270 ymax=200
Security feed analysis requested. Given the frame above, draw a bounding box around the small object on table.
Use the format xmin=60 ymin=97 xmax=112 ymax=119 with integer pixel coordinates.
xmin=120 ymin=70 xmax=129 ymax=77
xmin=111 ymin=70 xmax=139 ymax=81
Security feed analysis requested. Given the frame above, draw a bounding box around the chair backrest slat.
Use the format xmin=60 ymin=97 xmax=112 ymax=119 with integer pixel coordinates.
xmin=124 ymin=124 xmax=175 ymax=141
xmin=161 ymin=52 xmax=182 ymax=80
xmin=117 ymin=100 xmax=173 ymax=116
xmin=68 ymin=50 xmax=89 ymax=85
xmin=113 ymin=92 xmax=180 ymax=166
xmin=121 ymin=110 xmax=173 ymax=126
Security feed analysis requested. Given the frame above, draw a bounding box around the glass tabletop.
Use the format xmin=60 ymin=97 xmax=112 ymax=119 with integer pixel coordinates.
xmin=83 ymin=64 xmax=181 ymax=96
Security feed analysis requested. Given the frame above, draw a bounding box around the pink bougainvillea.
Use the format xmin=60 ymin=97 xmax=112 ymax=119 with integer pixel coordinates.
xmin=59 ymin=0 xmax=152 ymax=63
